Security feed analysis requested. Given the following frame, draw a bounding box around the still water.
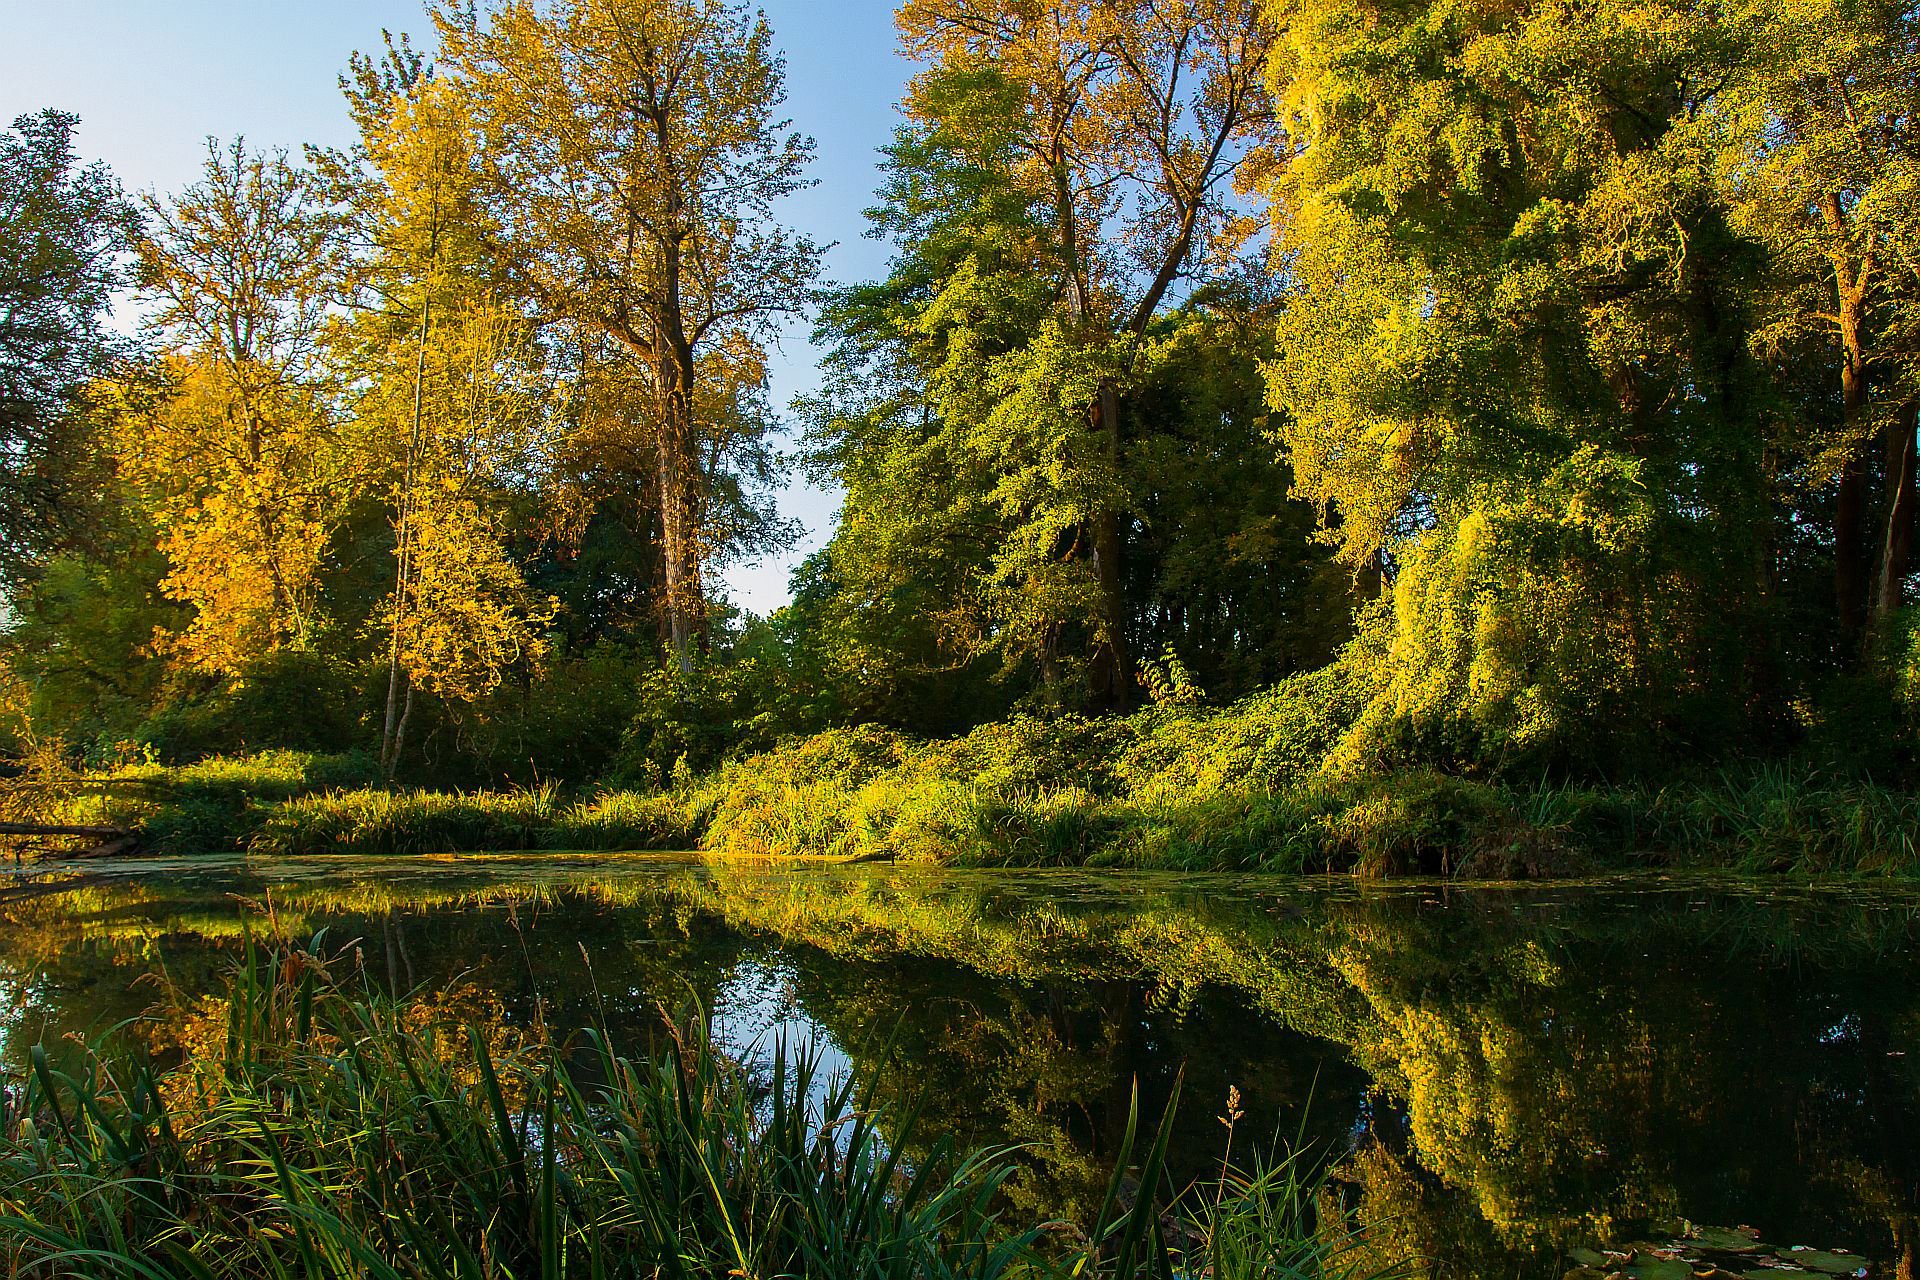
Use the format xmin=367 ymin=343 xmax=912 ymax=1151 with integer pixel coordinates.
xmin=3 ymin=854 xmax=1917 ymax=1277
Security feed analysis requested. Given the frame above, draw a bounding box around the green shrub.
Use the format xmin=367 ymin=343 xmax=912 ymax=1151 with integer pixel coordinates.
xmin=252 ymin=785 xmax=563 ymax=855
xmin=1115 ymin=666 xmax=1367 ymax=802
xmin=548 ymin=788 xmax=710 ymax=851
xmin=135 ymin=651 xmax=365 ymax=763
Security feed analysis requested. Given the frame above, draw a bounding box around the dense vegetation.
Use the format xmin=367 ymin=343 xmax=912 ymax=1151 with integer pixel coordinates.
xmin=5 ymin=0 xmax=1920 ymax=870
xmin=0 ymin=938 xmax=1387 ymax=1278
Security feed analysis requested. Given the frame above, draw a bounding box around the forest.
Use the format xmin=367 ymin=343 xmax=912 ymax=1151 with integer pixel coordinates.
xmin=4 ymin=0 xmax=1920 ymax=874
xmin=8 ymin=2 xmax=1920 ymax=1275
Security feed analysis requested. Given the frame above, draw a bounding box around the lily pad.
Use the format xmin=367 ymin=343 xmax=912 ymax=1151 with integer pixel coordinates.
xmin=1689 ymin=1226 xmax=1766 ymax=1253
xmin=1570 ymin=1248 xmax=1615 ymax=1267
xmin=1773 ymin=1248 xmax=1865 ymax=1276
xmin=1623 ymin=1259 xmax=1695 ymax=1280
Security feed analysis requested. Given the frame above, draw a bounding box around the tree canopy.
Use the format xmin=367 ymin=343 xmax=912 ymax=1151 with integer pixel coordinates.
xmin=3 ymin=0 xmax=1919 ymax=787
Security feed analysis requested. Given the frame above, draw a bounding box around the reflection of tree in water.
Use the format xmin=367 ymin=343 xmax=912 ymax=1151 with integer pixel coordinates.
xmin=1319 ymin=892 xmax=1920 ymax=1277
xmin=755 ymin=945 xmax=1363 ymax=1229
xmin=0 ymin=876 xmax=756 ymax=1074
xmin=2 ymin=868 xmax=1918 ymax=1276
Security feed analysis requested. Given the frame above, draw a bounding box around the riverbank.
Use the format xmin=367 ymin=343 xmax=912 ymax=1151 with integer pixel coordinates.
xmin=9 ymin=719 xmax=1918 ymax=876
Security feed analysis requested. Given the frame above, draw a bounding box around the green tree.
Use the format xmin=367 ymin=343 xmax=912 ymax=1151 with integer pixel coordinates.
xmin=0 ymin=111 xmax=130 ymax=580
xmin=1716 ymin=0 xmax=1920 ymax=640
xmin=883 ymin=0 xmax=1280 ymax=709
xmin=808 ymin=40 xmax=1336 ymax=724
xmin=1261 ymin=0 xmax=1783 ymax=771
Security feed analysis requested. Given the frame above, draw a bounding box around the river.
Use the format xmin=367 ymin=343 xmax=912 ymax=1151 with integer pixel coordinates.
xmin=2 ymin=854 xmax=1915 ymax=1277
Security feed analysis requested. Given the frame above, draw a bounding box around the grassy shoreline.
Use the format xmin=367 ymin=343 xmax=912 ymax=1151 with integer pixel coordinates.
xmin=8 ymin=732 xmax=1920 ymax=876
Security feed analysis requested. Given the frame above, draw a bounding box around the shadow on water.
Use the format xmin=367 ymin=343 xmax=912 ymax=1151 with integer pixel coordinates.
xmin=3 ymin=854 xmax=1918 ymax=1278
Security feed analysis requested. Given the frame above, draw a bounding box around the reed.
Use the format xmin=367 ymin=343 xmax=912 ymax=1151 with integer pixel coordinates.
xmin=0 ymin=942 xmax=1399 ymax=1278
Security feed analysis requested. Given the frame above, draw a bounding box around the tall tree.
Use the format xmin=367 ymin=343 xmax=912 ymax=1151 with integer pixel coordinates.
xmin=807 ymin=49 xmax=1337 ymax=720
xmin=1718 ymin=0 xmax=1920 ymax=641
xmin=126 ymin=139 xmax=348 ymax=676
xmin=0 ymin=111 xmax=129 ymax=581
xmin=325 ymin=38 xmax=560 ymax=775
xmin=431 ymin=0 xmax=819 ymax=674
xmin=1260 ymin=0 xmax=1779 ymax=770
xmin=894 ymin=0 xmax=1276 ymax=709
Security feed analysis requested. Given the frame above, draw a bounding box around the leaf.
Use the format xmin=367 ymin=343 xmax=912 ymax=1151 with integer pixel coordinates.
xmin=1772 ymin=1248 xmax=1866 ymax=1276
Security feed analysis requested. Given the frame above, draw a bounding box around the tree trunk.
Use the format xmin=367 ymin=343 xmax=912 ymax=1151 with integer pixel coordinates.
xmin=1087 ymin=378 xmax=1132 ymax=713
xmin=383 ymin=282 xmax=434 ymax=780
xmin=1826 ymin=193 xmax=1873 ymax=655
xmin=1876 ymin=400 xmax=1918 ymax=620
xmin=649 ymin=102 xmax=702 ymax=681
xmin=390 ymin=681 xmax=417 ymax=778
xmin=655 ymin=342 xmax=701 ymax=679
xmin=657 ymin=432 xmax=697 ymax=677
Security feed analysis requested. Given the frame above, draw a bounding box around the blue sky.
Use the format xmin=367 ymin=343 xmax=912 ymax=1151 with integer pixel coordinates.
xmin=1 ymin=1 xmax=912 ymax=613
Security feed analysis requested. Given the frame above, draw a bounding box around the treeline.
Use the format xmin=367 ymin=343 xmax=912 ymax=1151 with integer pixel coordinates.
xmin=3 ymin=0 xmax=1918 ymax=790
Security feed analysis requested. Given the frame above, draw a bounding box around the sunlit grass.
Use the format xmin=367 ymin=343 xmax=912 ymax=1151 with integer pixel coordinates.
xmin=14 ymin=730 xmax=1920 ymax=876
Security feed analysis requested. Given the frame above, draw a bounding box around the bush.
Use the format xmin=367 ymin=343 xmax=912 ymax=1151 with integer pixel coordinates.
xmin=252 ymin=784 xmax=565 ymax=855
xmin=549 ymin=788 xmax=711 ymax=851
xmin=135 ymin=651 xmax=366 ymax=763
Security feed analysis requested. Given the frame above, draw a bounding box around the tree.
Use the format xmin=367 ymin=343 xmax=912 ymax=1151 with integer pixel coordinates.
xmin=893 ymin=0 xmax=1278 ymax=709
xmin=354 ymin=298 xmax=560 ymax=772
xmin=326 ymin=38 xmax=560 ymax=775
xmin=0 ymin=111 xmax=129 ymax=580
xmin=431 ymin=0 xmax=820 ymax=674
xmin=808 ymin=15 xmax=1323 ymax=718
xmin=124 ymin=139 xmax=349 ymax=676
xmin=1717 ymin=0 xmax=1920 ymax=642
xmin=1260 ymin=0 xmax=1781 ymax=770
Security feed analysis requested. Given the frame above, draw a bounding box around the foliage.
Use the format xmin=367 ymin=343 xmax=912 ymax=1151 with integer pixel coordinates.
xmin=0 ymin=943 xmax=1397 ymax=1279
xmin=0 ymin=110 xmax=129 ymax=578
xmin=7 ymin=0 xmax=1920 ymax=821
xmin=431 ymin=0 xmax=820 ymax=672
xmin=7 ymin=749 xmax=380 ymax=854
xmin=133 ymin=650 xmax=367 ymax=764
xmin=251 ymin=783 xmax=709 ymax=856
xmin=124 ymin=139 xmax=350 ymax=675
xmin=805 ymin=23 xmax=1345 ymax=713
xmin=0 ymin=550 xmax=180 ymax=759
xmin=701 ymin=711 xmax=1920 ymax=877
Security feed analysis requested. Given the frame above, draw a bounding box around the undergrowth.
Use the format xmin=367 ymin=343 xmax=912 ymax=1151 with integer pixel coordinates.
xmin=9 ymin=674 xmax=1920 ymax=875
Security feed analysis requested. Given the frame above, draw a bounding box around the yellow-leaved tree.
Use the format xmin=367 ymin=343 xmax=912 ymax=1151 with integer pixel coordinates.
xmin=430 ymin=0 xmax=820 ymax=675
xmin=125 ymin=139 xmax=347 ymax=677
xmin=326 ymin=42 xmax=560 ymax=774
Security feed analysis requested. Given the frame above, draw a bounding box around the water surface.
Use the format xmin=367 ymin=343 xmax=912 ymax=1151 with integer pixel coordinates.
xmin=3 ymin=854 xmax=1916 ymax=1277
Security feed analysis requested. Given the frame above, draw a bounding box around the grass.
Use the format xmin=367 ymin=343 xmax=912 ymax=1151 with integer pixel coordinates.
xmin=4 ymin=752 xmax=712 ymax=857
xmin=251 ymin=784 xmax=709 ymax=856
xmin=699 ymin=722 xmax=1920 ymax=877
xmin=0 ymin=941 xmax=1399 ymax=1279
xmin=11 ymin=700 xmax=1920 ymax=875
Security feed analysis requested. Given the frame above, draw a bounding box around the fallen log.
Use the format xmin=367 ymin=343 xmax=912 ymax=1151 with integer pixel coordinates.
xmin=0 ymin=820 xmax=134 ymax=840
xmin=69 ymin=834 xmax=142 ymax=859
